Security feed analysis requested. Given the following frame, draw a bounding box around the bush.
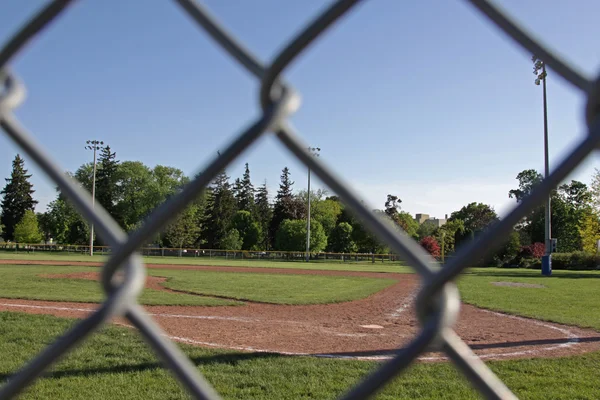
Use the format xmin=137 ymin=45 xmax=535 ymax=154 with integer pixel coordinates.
xmin=519 ymin=242 xmax=545 ymax=259
xmin=521 ymin=251 xmax=600 ymax=270
xmin=419 ymin=236 xmax=440 ymax=259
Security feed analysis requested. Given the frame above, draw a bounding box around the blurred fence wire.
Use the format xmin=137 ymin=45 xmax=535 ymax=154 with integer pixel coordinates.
xmin=0 ymin=0 xmax=598 ymax=398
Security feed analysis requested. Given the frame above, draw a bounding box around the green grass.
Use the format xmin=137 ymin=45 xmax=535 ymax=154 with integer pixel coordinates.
xmin=0 ymin=252 xmax=412 ymax=273
xmin=457 ymin=268 xmax=600 ymax=330
xmin=161 ymin=269 xmax=395 ymax=304
xmin=2 ymin=312 xmax=600 ymax=399
xmin=0 ymin=265 xmax=396 ymax=306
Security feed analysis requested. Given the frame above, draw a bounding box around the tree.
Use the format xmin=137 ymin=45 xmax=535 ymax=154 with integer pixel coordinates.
xmin=579 ymin=211 xmax=600 ymax=253
xmin=510 ymin=173 xmax=593 ymax=252
xmin=270 ymin=167 xmax=297 ymax=247
xmin=417 ymin=220 xmax=437 ymax=240
xmin=13 ymin=210 xmax=42 ymax=243
xmin=328 ymin=222 xmax=357 ymax=253
xmin=202 ymin=170 xmax=237 ymax=248
xmin=396 ymin=211 xmax=419 ymax=239
xmin=1 ymin=155 xmax=38 ymax=241
xmin=95 ymin=146 xmax=120 ymax=217
xmin=419 ymin=236 xmax=440 ymax=258
xmin=254 ymin=181 xmax=273 ymax=250
xmin=449 ymin=202 xmax=498 ymax=234
xmin=508 ymin=169 xmax=543 ymax=202
xmin=591 ymin=168 xmax=600 ymax=213
xmin=275 ymin=219 xmax=327 ymax=252
xmin=221 ymin=229 xmax=242 ymax=250
xmin=235 ymin=163 xmax=255 ymax=215
xmin=43 ymin=197 xmax=89 ymax=244
xmin=163 ymin=205 xmax=201 ymax=251
xmin=232 ymin=210 xmax=261 ymax=250
xmin=495 ymin=231 xmax=521 ymax=265
xmin=297 ymin=190 xmax=341 ymax=236
xmin=434 ymin=219 xmax=465 ymax=255
xmin=114 ymin=161 xmax=154 ymax=231
xmin=384 ymin=194 xmax=401 ymax=220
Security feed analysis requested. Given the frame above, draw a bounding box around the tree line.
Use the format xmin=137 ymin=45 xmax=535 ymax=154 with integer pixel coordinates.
xmin=3 ymin=148 xmax=600 ymax=261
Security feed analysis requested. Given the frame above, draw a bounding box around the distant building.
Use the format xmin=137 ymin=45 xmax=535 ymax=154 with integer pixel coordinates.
xmin=415 ymin=213 xmax=448 ymax=228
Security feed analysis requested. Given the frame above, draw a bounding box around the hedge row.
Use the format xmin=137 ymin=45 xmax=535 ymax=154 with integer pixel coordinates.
xmin=512 ymin=252 xmax=600 ymax=271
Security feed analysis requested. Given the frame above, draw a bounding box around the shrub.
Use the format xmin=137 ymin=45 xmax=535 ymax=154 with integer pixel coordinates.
xmin=521 ymin=251 xmax=600 ymax=270
xmin=420 ymin=236 xmax=440 ymax=258
xmin=519 ymin=242 xmax=545 ymax=259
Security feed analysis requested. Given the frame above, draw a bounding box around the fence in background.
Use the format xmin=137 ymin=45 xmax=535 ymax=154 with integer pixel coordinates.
xmin=1 ymin=0 xmax=599 ymax=399
xmin=0 ymin=243 xmax=402 ymax=263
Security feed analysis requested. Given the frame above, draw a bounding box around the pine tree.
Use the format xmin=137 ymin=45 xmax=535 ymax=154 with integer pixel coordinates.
xmin=236 ymin=163 xmax=255 ymax=214
xmin=202 ymin=170 xmax=237 ymax=248
xmin=95 ymin=145 xmax=119 ymax=218
xmin=255 ymin=181 xmax=273 ymax=249
xmin=269 ymin=167 xmax=296 ymax=248
xmin=1 ymin=155 xmax=38 ymax=241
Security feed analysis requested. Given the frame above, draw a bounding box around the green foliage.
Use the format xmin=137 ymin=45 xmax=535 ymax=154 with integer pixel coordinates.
xmin=269 ymin=168 xmax=304 ymax=248
xmin=220 ymin=228 xmax=242 ymax=250
xmin=495 ymin=231 xmax=521 ymax=265
xmin=95 ymin=146 xmax=119 ymax=218
xmin=163 ymin=205 xmax=201 ymax=249
xmin=508 ymin=169 xmax=542 ymax=202
xmin=254 ymin=181 xmax=272 ymax=250
xmin=0 ymin=155 xmax=38 ymax=241
xmin=232 ymin=210 xmax=261 ymax=250
xmin=275 ymin=219 xmax=327 ymax=252
xmin=202 ymin=170 xmax=237 ymax=249
xmin=328 ymin=222 xmax=357 ymax=253
xmin=310 ymin=197 xmax=341 ymax=236
xmin=417 ymin=220 xmax=437 ymax=240
xmin=13 ymin=210 xmax=42 ymax=243
xmin=234 ymin=163 xmax=255 ymax=215
xmin=434 ymin=219 xmax=465 ymax=255
xmin=114 ymin=161 xmax=154 ymax=231
xmin=396 ymin=211 xmax=419 ymax=239
xmin=41 ymin=198 xmax=89 ymax=244
xmin=579 ymin=211 xmax=600 ymax=253
xmin=449 ymin=202 xmax=498 ymax=234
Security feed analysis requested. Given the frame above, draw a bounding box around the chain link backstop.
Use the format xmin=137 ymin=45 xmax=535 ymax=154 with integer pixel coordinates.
xmin=1 ymin=0 xmax=599 ymax=398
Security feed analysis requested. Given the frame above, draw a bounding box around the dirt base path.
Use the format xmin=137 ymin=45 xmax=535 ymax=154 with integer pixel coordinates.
xmin=1 ymin=259 xmax=599 ymax=361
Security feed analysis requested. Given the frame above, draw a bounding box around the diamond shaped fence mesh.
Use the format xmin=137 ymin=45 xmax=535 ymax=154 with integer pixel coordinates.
xmin=0 ymin=0 xmax=599 ymax=399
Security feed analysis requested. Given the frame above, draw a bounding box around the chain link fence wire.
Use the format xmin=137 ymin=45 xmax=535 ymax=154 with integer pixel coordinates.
xmin=0 ymin=0 xmax=598 ymax=398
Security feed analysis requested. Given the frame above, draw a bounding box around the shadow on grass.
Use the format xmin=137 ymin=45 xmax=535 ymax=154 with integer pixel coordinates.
xmin=0 ymin=352 xmax=284 ymax=382
xmin=463 ymin=270 xmax=600 ymax=280
xmin=309 ymin=337 xmax=600 ymax=359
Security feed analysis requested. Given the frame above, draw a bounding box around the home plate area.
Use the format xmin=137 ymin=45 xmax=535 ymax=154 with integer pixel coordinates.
xmin=0 ymin=264 xmax=598 ymax=362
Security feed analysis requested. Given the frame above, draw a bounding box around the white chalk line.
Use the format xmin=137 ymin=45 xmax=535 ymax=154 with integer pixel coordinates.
xmin=0 ymin=299 xmax=586 ymax=361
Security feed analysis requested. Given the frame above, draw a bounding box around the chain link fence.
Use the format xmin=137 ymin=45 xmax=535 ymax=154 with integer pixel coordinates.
xmin=0 ymin=0 xmax=598 ymax=398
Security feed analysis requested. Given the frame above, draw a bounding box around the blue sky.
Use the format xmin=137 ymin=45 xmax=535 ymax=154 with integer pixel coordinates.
xmin=1 ymin=0 xmax=599 ymax=220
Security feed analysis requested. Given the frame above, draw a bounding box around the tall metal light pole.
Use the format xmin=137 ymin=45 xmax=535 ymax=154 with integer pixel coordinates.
xmin=306 ymin=147 xmax=320 ymax=262
xmin=85 ymin=140 xmax=103 ymax=257
xmin=533 ymin=56 xmax=551 ymax=276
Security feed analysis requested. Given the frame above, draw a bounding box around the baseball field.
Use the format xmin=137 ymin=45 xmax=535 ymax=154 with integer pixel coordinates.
xmin=0 ymin=253 xmax=599 ymax=399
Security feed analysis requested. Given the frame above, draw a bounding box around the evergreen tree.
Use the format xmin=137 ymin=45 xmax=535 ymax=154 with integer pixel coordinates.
xmin=1 ymin=155 xmax=38 ymax=241
xmin=255 ymin=181 xmax=273 ymax=250
xmin=202 ymin=170 xmax=237 ymax=248
xmin=95 ymin=145 xmax=120 ymax=218
xmin=269 ymin=167 xmax=296 ymax=248
xmin=236 ymin=163 xmax=255 ymax=214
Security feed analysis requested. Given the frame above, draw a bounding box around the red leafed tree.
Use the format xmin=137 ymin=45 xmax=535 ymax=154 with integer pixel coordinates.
xmin=420 ymin=236 xmax=441 ymax=258
xmin=520 ymin=242 xmax=545 ymax=258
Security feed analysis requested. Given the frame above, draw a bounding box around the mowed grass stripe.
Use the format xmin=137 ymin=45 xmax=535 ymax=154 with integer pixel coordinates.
xmin=0 ymin=265 xmax=396 ymax=306
xmin=1 ymin=312 xmax=600 ymax=399
xmin=0 ymin=252 xmax=411 ymax=273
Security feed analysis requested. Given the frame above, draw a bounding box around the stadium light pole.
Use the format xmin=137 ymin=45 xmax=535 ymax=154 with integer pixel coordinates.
xmin=306 ymin=147 xmax=320 ymax=262
xmin=533 ymin=56 xmax=551 ymax=276
xmin=85 ymin=140 xmax=103 ymax=257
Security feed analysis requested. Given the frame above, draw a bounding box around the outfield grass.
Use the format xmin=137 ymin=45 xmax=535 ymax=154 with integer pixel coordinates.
xmin=0 ymin=265 xmax=396 ymax=306
xmin=458 ymin=268 xmax=600 ymax=330
xmin=0 ymin=252 xmax=412 ymax=273
xmin=2 ymin=312 xmax=600 ymax=399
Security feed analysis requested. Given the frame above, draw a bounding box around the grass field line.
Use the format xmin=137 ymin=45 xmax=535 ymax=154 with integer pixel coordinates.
xmin=0 ymin=300 xmax=584 ymax=362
